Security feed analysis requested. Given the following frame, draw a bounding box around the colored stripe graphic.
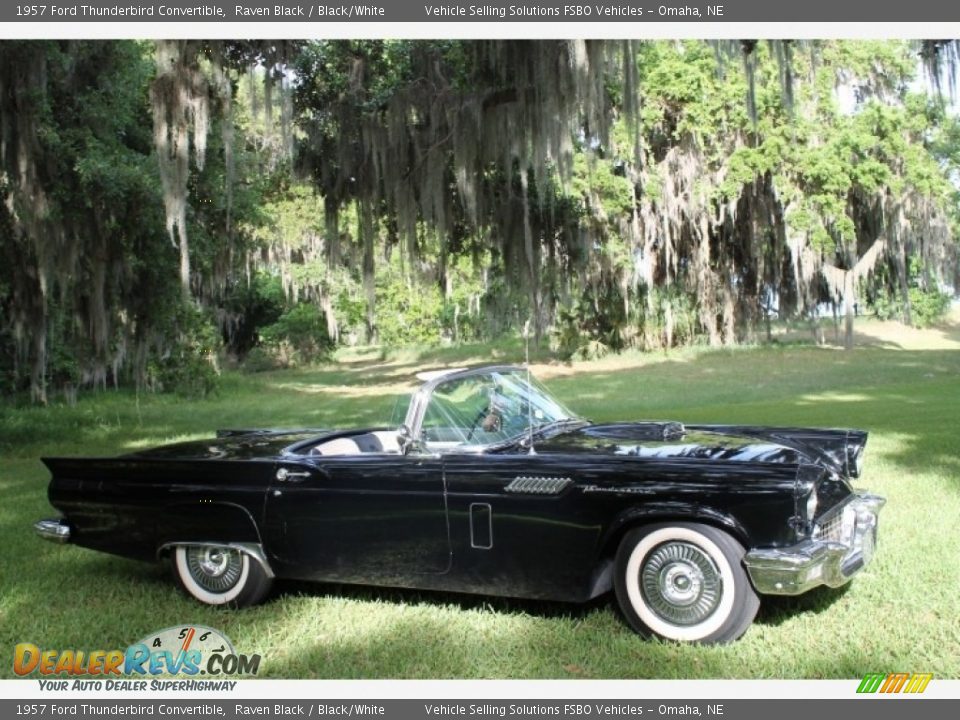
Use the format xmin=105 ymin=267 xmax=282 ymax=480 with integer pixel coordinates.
xmin=857 ymin=673 xmax=886 ymax=693
xmin=857 ymin=672 xmax=932 ymax=694
xmin=904 ymin=673 xmax=933 ymax=693
xmin=881 ymin=672 xmax=910 ymax=693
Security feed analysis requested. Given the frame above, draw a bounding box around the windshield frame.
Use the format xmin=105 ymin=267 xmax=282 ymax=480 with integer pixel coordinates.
xmin=402 ymin=365 xmax=580 ymax=453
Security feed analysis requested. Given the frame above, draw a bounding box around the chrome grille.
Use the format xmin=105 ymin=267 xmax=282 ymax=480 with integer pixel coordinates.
xmin=814 ymin=510 xmax=845 ymax=543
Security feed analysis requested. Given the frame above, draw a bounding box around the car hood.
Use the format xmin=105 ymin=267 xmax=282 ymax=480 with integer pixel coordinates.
xmin=535 ymin=421 xmax=822 ymax=467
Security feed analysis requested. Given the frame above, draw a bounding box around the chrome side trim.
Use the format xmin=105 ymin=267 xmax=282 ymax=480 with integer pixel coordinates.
xmin=505 ymin=476 xmax=573 ymax=495
xmin=743 ymin=492 xmax=885 ymax=595
xmin=157 ymin=541 xmax=275 ymax=578
xmin=34 ymin=518 xmax=71 ymax=544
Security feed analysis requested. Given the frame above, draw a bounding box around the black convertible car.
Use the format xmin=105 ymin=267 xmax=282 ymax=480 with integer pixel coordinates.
xmin=35 ymin=365 xmax=884 ymax=643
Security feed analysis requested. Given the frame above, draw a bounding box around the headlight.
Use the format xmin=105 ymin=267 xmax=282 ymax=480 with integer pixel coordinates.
xmin=805 ymin=486 xmax=819 ymax=520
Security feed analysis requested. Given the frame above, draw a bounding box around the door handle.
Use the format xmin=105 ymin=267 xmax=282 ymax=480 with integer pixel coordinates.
xmin=276 ymin=468 xmax=310 ymax=483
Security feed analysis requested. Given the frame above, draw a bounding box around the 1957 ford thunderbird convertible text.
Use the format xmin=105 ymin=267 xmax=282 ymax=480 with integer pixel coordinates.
xmin=35 ymin=365 xmax=884 ymax=643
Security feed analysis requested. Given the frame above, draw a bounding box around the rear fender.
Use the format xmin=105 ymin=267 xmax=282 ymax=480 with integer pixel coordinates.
xmin=155 ymin=501 xmax=262 ymax=549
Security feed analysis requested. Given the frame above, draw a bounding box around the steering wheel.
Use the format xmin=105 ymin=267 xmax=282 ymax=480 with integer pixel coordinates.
xmin=465 ymin=406 xmax=489 ymax=444
xmin=466 ymin=407 xmax=503 ymax=444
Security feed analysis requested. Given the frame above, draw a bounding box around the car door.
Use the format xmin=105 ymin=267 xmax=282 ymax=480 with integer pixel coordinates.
xmin=263 ymin=450 xmax=450 ymax=584
xmin=440 ymin=451 xmax=601 ymax=600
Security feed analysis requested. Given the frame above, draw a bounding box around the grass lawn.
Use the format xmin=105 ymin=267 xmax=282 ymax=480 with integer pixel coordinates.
xmin=1 ymin=318 xmax=959 ymax=679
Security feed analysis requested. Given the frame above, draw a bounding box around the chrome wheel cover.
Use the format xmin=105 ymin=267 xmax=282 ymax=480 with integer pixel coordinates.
xmin=185 ymin=546 xmax=244 ymax=594
xmin=640 ymin=541 xmax=723 ymax=626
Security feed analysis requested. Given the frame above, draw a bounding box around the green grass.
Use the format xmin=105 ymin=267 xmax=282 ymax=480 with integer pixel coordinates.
xmin=2 ymin=320 xmax=959 ymax=679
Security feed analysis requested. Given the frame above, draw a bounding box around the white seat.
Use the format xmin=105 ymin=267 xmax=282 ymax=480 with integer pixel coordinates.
xmin=313 ymin=437 xmax=362 ymax=456
xmin=369 ymin=430 xmax=401 ymax=453
xmin=312 ymin=431 xmax=401 ymax=456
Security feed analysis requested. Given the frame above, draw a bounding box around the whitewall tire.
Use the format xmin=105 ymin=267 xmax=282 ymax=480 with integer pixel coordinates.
xmin=172 ymin=545 xmax=272 ymax=608
xmin=614 ymin=522 xmax=759 ymax=643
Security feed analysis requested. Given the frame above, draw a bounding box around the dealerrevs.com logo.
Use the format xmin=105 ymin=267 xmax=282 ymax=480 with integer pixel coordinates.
xmin=13 ymin=625 xmax=260 ymax=688
xmin=857 ymin=672 xmax=933 ymax=694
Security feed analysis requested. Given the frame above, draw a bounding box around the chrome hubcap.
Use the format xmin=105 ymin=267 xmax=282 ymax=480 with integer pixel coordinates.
xmin=186 ymin=546 xmax=243 ymax=593
xmin=640 ymin=541 xmax=722 ymax=626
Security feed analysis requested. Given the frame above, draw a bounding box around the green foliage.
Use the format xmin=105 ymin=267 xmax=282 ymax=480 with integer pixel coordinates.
xmin=373 ymin=261 xmax=445 ymax=347
xmin=637 ymin=40 xmax=752 ymax=149
xmin=145 ymin=305 xmax=222 ymax=398
xmin=639 ymin=286 xmax=701 ymax=349
xmin=148 ymin=355 xmax=220 ymax=399
xmin=867 ymin=256 xmax=953 ymax=327
xmin=258 ymin=304 xmax=335 ymax=367
xmin=3 ymin=39 xmax=958 ymax=403
xmin=242 ymin=184 xmax=323 ymax=253
xmin=873 ymin=284 xmax=952 ymax=328
xmin=907 ymin=287 xmax=953 ymax=327
xmin=222 ymin=273 xmax=286 ymax=358
xmin=551 ymin=289 xmax=627 ymax=361
xmin=332 ymin=280 xmax=369 ymax=341
xmin=570 ymin=152 xmax=634 ymax=217
xmin=928 ymin=112 xmax=960 ymax=240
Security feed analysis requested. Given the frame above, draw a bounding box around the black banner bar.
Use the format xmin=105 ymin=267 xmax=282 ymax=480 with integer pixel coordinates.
xmin=2 ymin=699 xmax=959 ymax=720
xmin=2 ymin=0 xmax=960 ymax=23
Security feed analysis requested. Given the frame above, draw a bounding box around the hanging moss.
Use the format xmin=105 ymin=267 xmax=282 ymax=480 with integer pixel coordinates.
xmin=2 ymin=39 xmax=958 ymax=401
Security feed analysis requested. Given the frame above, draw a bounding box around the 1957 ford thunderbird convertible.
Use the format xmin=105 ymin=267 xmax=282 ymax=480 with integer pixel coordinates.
xmin=35 ymin=365 xmax=884 ymax=643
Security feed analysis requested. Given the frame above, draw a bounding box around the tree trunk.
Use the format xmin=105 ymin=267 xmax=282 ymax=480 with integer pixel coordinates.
xmin=360 ymin=200 xmax=376 ymax=343
xmin=178 ymin=221 xmax=190 ymax=295
xmin=843 ymin=270 xmax=855 ymax=350
xmin=897 ymin=245 xmax=913 ymax=326
xmin=809 ymin=313 xmax=824 ymax=345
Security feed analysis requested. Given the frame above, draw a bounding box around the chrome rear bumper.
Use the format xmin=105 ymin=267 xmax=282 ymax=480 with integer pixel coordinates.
xmin=743 ymin=493 xmax=885 ymax=595
xmin=34 ymin=518 xmax=72 ymax=544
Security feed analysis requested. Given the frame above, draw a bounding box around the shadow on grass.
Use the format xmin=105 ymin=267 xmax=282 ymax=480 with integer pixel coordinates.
xmin=275 ymin=578 xmax=609 ymax=623
xmin=755 ymin=585 xmax=851 ymax=627
xmin=257 ymin=584 xmax=875 ymax=679
xmin=271 ymin=576 xmax=852 ymax=645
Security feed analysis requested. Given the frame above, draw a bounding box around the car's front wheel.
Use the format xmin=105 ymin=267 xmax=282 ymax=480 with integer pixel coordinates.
xmin=614 ymin=522 xmax=759 ymax=643
xmin=172 ymin=545 xmax=272 ymax=607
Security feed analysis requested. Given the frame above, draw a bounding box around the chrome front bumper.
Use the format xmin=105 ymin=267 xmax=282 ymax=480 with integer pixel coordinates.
xmin=743 ymin=493 xmax=886 ymax=595
xmin=34 ymin=518 xmax=72 ymax=544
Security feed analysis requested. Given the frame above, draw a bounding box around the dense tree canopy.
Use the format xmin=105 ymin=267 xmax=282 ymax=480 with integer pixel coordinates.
xmin=1 ymin=39 xmax=957 ymax=401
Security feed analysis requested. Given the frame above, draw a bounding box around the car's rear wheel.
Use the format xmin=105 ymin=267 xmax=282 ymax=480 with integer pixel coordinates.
xmin=172 ymin=544 xmax=272 ymax=608
xmin=614 ymin=522 xmax=759 ymax=643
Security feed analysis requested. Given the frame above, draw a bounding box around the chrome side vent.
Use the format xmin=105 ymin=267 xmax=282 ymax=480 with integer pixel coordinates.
xmin=506 ymin=476 xmax=573 ymax=495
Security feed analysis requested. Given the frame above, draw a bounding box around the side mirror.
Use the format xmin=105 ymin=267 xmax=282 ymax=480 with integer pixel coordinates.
xmin=397 ymin=424 xmax=415 ymax=455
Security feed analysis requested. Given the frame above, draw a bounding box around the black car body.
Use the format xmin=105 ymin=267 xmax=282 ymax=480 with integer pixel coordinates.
xmin=35 ymin=365 xmax=884 ymax=643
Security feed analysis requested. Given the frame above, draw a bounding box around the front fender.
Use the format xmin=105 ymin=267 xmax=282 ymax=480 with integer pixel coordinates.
xmin=599 ymin=501 xmax=751 ymax=557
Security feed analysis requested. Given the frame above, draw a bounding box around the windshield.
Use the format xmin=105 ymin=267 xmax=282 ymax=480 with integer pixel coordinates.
xmin=419 ymin=369 xmax=577 ymax=451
